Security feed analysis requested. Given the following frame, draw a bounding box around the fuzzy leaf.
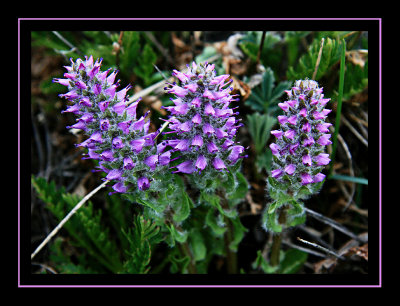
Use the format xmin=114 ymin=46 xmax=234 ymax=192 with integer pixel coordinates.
xmin=172 ymin=191 xmax=192 ymax=223
xmin=205 ymin=209 xmax=227 ymax=236
xmin=229 ymin=216 xmax=248 ymax=251
xmin=227 ymin=171 xmax=249 ymax=201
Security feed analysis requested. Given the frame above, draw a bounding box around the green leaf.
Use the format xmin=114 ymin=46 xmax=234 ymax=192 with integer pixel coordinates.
xmin=169 ymin=250 xmax=190 ymax=274
xmin=245 ymin=67 xmax=291 ymax=113
xmin=267 ymin=201 xmax=279 ymax=214
xmin=166 ymin=224 xmax=188 ymax=245
xmin=247 ymin=113 xmax=277 ymax=156
xmin=31 ymin=175 xmax=122 ymax=273
xmin=195 ymin=45 xmax=218 ymax=63
xmin=329 ymin=174 xmax=368 ymax=185
xmin=189 ymin=229 xmax=207 ymax=261
xmin=227 ymin=171 xmax=249 ymax=201
xmin=172 ymin=191 xmax=191 ymax=223
xmin=136 ymin=197 xmax=164 ymax=214
xmin=121 ymin=215 xmax=161 ymax=274
xmin=280 ymin=249 xmax=308 ymax=274
xmin=205 ymin=209 xmax=227 ymax=236
xmin=229 ymin=216 xmax=248 ymax=251
xmin=287 ymin=37 xmax=343 ymax=81
xmin=252 ymin=250 xmax=278 ymax=274
xmin=133 ymin=43 xmax=157 ymax=86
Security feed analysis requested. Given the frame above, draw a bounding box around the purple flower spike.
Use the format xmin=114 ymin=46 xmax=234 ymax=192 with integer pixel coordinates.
xmin=164 ymin=62 xmax=246 ymax=174
xmin=57 ymin=56 xmax=170 ymax=194
xmin=269 ymin=79 xmax=331 ymax=188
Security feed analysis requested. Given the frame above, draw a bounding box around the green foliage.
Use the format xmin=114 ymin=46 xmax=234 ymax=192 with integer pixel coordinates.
xmin=132 ymin=43 xmax=159 ymax=86
xmin=245 ymin=67 xmax=291 ymax=114
xmin=121 ymin=215 xmax=162 ymax=274
xmin=247 ymin=113 xmax=277 ymax=172
xmin=286 ymin=33 xmax=368 ymax=101
xmin=31 ymin=175 xmax=163 ymax=274
xmin=31 ymin=31 xmax=161 ymax=88
xmin=239 ymin=31 xmax=282 ymax=62
xmin=287 ymin=37 xmax=343 ymax=81
xmin=252 ymin=248 xmax=307 ymax=274
xmin=32 ymin=176 xmax=123 ymax=273
xmin=262 ymin=177 xmax=313 ymax=233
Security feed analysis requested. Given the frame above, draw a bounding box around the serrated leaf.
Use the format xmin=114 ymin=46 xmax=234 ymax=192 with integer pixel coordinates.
xmin=245 ymin=67 xmax=291 ymax=113
xmin=287 ymin=37 xmax=343 ymax=81
xmin=32 ymin=175 xmax=122 ymax=273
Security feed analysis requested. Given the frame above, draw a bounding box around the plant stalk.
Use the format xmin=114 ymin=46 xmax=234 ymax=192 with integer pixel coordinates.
xmin=329 ymin=38 xmax=346 ymax=176
xmin=224 ymin=216 xmax=238 ymax=274
xmin=216 ymin=189 xmax=238 ymax=274
xmin=269 ymin=206 xmax=288 ymax=267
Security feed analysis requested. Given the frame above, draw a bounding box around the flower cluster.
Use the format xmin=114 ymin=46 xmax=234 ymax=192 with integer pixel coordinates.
xmin=269 ymin=79 xmax=332 ymax=191
xmin=55 ymin=56 xmax=170 ymax=193
xmin=163 ymin=62 xmax=246 ymax=174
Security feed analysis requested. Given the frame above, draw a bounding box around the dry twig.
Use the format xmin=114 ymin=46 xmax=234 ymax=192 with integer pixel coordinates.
xmin=31 ymin=180 xmax=109 ymax=260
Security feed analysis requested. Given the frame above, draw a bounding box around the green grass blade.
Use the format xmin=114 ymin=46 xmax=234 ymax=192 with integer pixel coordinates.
xmin=329 ymin=39 xmax=346 ymax=175
xmin=329 ymin=174 xmax=368 ymax=185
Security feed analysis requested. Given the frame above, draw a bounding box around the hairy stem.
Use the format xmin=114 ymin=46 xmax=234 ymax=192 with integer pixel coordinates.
xmin=164 ymin=207 xmax=197 ymax=274
xmin=270 ymin=206 xmax=288 ymax=267
xmin=216 ymin=189 xmax=238 ymax=274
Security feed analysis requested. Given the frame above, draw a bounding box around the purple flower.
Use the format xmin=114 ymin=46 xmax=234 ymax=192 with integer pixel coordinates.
xmin=112 ymin=137 xmax=124 ymax=149
xmin=138 ymin=177 xmax=150 ymax=191
xmin=317 ymin=134 xmax=332 ymax=146
xmin=269 ymin=79 xmax=331 ymax=189
xmin=123 ymin=157 xmax=135 ymax=170
xmin=106 ymin=169 xmax=123 ymax=181
xmin=284 ymin=164 xmax=296 ymax=175
xmin=313 ymin=173 xmax=326 ymax=183
xmin=112 ymin=182 xmax=128 ymax=194
xmin=191 ymin=135 xmax=203 ymax=147
xmin=159 ymin=151 xmax=171 ymax=166
xmin=100 ymin=119 xmax=110 ymax=131
xmin=271 ymin=169 xmax=283 ymax=178
xmin=195 ymin=155 xmax=207 ymax=170
xmin=302 ymin=154 xmax=312 ymax=166
xmin=212 ymin=158 xmax=227 ymax=170
xmin=314 ymin=153 xmax=330 ymax=166
xmin=144 ymin=154 xmax=159 ymax=170
xmin=269 ymin=143 xmax=280 ymax=156
xmin=173 ymin=160 xmax=196 ymax=174
xmin=207 ymin=141 xmax=219 ymax=153
xmin=300 ymin=173 xmax=313 ymax=185
xmin=130 ymin=138 xmax=146 ymax=153
xmin=228 ymin=146 xmax=245 ymax=163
